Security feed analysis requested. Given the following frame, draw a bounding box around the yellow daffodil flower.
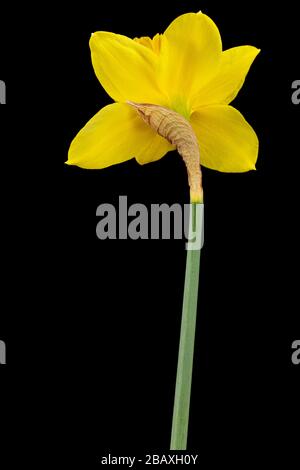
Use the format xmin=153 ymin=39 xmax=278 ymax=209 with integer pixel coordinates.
xmin=67 ymin=12 xmax=260 ymax=175
xmin=67 ymin=12 xmax=261 ymax=450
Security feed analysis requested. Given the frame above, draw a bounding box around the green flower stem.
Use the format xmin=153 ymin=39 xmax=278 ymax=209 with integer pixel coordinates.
xmin=170 ymin=201 xmax=202 ymax=450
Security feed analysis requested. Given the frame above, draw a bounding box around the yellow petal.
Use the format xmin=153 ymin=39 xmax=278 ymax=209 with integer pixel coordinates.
xmin=135 ymin=130 xmax=174 ymax=165
xmin=158 ymin=13 xmax=222 ymax=114
xmin=190 ymin=105 xmax=258 ymax=172
xmin=90 ymin=32 xmax=167 ymax=105
xmin=67 ymin=103 xmax=173 ymax=169
xmin=192 ymin=46 xmax=260 ymax=110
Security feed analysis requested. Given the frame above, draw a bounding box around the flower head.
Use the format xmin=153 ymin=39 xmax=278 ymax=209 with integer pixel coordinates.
xmin=67 ymin=12 xmax=260 ymax=176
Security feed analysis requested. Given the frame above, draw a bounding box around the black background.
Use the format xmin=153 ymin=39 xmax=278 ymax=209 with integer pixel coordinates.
xmin=0 ymin=0 xmax=299 ymax=466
